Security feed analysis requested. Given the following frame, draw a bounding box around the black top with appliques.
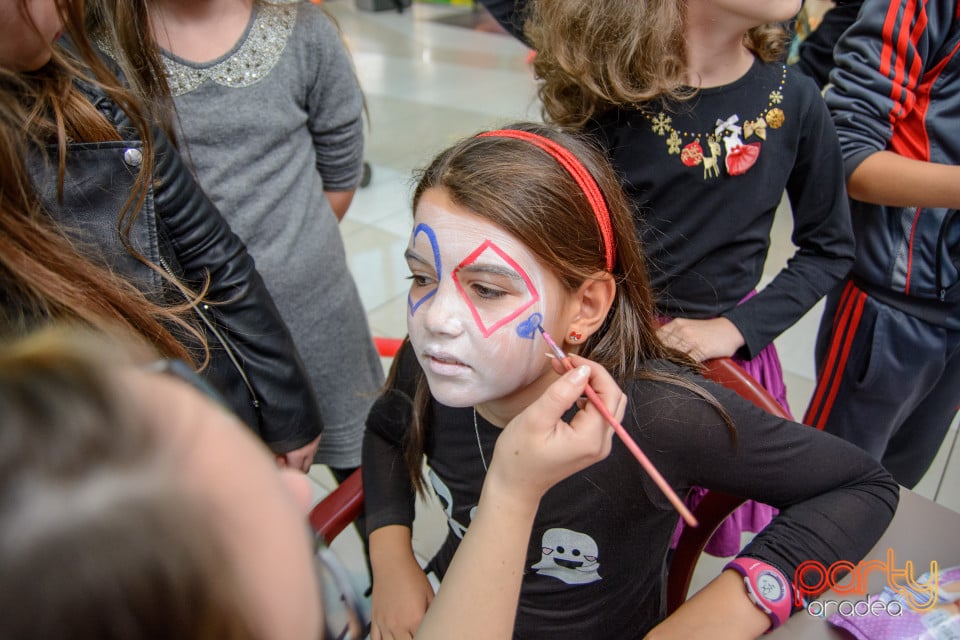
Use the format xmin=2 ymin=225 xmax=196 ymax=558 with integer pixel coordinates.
xmin=362 ymin=344 xmax=899 ymax=639
xmin=587 ymin=59 xmax=855 ymax=358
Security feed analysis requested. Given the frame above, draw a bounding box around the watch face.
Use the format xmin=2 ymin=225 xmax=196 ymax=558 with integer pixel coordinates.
xmin=757 ymin=571 xmax=787 ymax=603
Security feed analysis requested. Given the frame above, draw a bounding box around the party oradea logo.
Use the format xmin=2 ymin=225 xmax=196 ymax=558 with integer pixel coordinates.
xmin=795 ymin=549 xmax=939 ymax=618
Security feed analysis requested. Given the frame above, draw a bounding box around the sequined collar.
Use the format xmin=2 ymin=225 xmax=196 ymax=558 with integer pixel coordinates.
xmin=161 ymin=3 xmax=296 ymax=96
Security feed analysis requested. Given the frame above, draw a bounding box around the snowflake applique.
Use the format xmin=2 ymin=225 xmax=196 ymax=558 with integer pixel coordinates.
xmin=666 ymin=130 xmax=682 ymax=154
xmin=650 ymin=112 xmax=672 ymax=136
xmin=769 ymin=90 xmax=783 ymax=105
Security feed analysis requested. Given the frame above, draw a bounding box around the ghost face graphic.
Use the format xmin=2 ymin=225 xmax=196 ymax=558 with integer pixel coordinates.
xmin=532 ymin=528 xmax=602 ymax=585
xmin=406 ymin=188 xmax=576 ymax=417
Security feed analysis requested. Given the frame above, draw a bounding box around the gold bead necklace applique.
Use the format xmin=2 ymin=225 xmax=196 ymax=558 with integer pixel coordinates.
xmin=643 ymin=65 xmax=787 ymax=180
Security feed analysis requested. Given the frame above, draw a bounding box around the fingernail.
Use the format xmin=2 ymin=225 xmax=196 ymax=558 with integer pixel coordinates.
xmin=569 ymin=365 xmax=589 ymax=383
xmin=544 ymin=352 xmax=557 ymax=359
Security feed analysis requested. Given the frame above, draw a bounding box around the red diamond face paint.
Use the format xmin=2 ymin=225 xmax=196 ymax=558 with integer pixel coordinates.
xmin=451 ymin=239 xmax=541 ymax=338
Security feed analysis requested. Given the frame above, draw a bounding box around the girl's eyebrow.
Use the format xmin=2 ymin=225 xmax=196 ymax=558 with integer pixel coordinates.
xmin=457 ymin=263 xmax=523 ymax=280
xmin=404 ymin=248 xmax=433 ymax=268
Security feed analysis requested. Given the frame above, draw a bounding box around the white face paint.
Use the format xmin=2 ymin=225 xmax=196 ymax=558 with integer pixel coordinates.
xmin=406 ymin=188 xmax=574 ymax=421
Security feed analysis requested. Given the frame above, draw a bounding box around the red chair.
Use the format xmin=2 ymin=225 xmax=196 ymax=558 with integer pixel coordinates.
xmin=309 ymin=352 xmax=791 ymax=614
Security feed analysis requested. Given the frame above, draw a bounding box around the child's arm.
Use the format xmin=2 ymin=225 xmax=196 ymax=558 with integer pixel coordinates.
xmin=656 ymin=316 xmax=744 ymax=362
xmin=300 ymin=5 xmax=365 ymax=218
xmin=721 ymin=73 xmax=856 ymax=359
xmin=364 ymin=430 xmax=431 ymax=640
xmin=324 ymin=190 xmax=356 ymax=221
xmin=644 ymin=570 xmax=770 ymax=640
xmin=368 ymin=525 xmax=435 ymax=640
xmin=639 ymin=371 xmax=900 ymax=636
xmin=416 ymin=358 xmax=621 ymax=640
xmin=362 ymin=342 xmax=429 ymax=638
xmin=826 ymin=0 xmax=957 ymax=202
xmin=847 ymin=150 xmax=960 ymax=209
xmin=274 ymin=434 xmax=322 ymax=473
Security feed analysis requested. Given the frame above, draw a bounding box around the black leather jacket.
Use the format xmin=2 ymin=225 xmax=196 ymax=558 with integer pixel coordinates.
xmin=27 ymin=82 xmax=323 ymax=453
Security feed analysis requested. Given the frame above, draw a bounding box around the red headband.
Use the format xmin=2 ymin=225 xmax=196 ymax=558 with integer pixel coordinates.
xmin=477 ymin=129 xmax=616 ymax=272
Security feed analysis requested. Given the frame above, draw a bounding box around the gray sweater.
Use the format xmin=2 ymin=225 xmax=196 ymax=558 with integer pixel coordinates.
xmin=163 ymin=1 xmax=382 ymax=467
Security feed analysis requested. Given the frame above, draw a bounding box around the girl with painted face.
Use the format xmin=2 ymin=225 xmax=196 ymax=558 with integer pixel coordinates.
xmin=363 ymin=123 xmax=898 ymax=640
xmin=0 ymin=326 xmax=618 ymax=640
xmin=0 ymin=0 xmax=323 ymax=468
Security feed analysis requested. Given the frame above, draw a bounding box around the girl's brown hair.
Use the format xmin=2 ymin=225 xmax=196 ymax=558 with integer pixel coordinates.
xmin=84 ymin=0 xmax=179 ymax=140
xmin=0 ymin=327 xmax=256 ymax=639
xmin=0 ymin=0 xmax=203 ymax=362
xmin=396 ymin=122 xmax=730 ymax=493
xmin=527 ymin=0 xmax=791 ymax=128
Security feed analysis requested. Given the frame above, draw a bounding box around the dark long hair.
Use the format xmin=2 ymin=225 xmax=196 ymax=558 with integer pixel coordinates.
xmin=395 ymin=123 xmax=730 ymax=493
xmin=0 ymin=0 xmax=204 ymax=362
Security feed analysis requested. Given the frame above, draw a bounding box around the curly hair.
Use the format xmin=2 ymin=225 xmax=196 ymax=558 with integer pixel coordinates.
xmin=527 ymin=0 xmax=790 ymax=128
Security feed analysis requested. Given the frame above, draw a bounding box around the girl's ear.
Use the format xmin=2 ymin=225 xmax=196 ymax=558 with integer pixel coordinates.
xmin=567 ymin=272 xmax=616 ymax=343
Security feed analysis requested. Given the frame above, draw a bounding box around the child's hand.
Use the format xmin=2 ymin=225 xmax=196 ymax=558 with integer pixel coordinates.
xmin=369 ymin=546 xmax=434 ymax=640
xmin=657 ymin=317 xmax=745 ymax=362
xmin=274 ymin=434 xmax=321 ymax=473
xmin=486 ymin=355 xmax=622 ymax=506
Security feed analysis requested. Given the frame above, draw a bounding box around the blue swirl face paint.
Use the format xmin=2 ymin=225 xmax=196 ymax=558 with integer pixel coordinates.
xmin=407 ymin=222 xmax=442 ymax=315
xmin=516 ymin=312 xmax=544 ymax=340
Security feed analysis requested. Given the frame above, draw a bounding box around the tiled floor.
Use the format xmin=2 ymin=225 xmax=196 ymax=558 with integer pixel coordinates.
xmin=308 ymin=0 xmax=960 ymax=619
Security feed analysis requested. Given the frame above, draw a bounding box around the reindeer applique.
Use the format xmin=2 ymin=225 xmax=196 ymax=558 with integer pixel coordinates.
xmin=702 ymin=137 xmax=722 ymax=179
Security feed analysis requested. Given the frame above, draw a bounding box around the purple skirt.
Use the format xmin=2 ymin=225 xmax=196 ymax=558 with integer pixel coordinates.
xmin=670 ymin=333 xmax=794 ymax=557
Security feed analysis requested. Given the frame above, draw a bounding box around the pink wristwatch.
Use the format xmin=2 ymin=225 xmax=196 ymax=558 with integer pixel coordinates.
xmin=724 ymin=557 xmax=794 ymax=632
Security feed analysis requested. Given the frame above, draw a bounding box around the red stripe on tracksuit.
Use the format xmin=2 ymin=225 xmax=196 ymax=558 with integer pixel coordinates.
xmin=808 ymin=281 xmax=857 ymax=424
xmin=890 ymin=34 xmax=960 ymax=160
xmin=804 ymin=282 xmax=869 ymax=430
xmin=881 ymin=0 xmax=909 ymax=119
xmin=880 ymin=0 xmax=923 ymax=122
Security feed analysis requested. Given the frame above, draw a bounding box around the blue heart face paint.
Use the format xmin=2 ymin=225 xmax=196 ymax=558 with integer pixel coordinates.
xmin=407 ymin=223 xmax=442 ymax=315
xmin=516 ymin=313 xmax=544 ymax=340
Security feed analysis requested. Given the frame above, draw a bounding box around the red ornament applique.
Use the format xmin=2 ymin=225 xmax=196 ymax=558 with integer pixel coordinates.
xmin=680 ymin=140 xmax=703 ymax=166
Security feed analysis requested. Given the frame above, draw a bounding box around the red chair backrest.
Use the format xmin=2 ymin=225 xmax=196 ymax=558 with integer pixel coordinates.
xmin=310 ymin=467 xmax=364 ymax=545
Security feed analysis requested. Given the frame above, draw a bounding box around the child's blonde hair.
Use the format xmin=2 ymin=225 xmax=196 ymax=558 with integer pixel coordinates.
xmin=527 ymin=0 xmax=791 ymax=128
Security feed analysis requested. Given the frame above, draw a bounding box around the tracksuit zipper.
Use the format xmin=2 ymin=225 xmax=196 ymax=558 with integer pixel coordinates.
xmin=936 ymin=210 xmax=956 ymax=302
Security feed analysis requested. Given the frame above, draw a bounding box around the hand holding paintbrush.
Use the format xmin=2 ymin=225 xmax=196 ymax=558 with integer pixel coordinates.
xmin=538 ymin=325 xmax=698 ymax=527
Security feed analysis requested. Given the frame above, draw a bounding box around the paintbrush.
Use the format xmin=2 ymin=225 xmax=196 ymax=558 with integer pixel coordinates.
xmin=538 ymin=325 xmax=698 ymax=527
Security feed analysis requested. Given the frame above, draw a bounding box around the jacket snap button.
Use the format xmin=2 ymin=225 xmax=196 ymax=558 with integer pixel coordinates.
xmin=123 ymin=148 xmax=143 ymax=167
